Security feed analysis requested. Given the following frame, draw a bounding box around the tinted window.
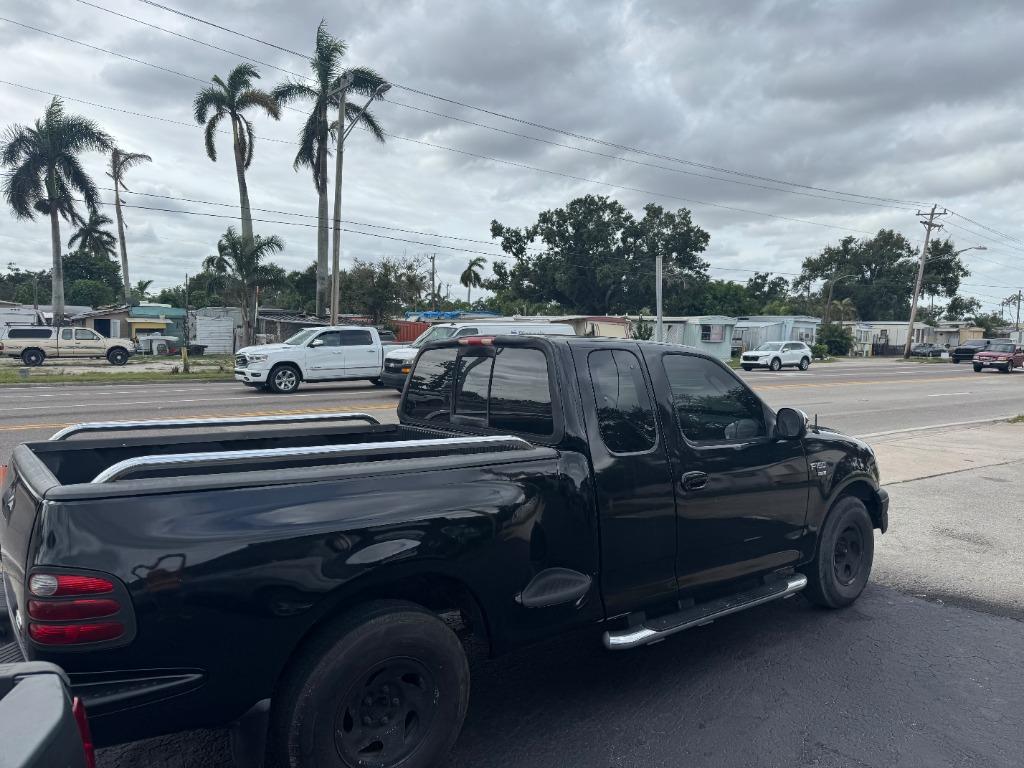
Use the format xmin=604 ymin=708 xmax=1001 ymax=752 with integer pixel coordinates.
xmin=403 ymin=347 xmax=458 ymax=421
xmin=489 ymin=347 xmax=553 ymax=435
xmin=454 ymin=354 xmax=493 ymax=419
xmin=340 ymin=329 xmax=373 ymax=346
xmin=6 ymin=328 xmax=51 ymax=339
xmin=454 ymin=327 xmax=479 ymax=337
xmin=74 ymin=329 xmax=97 ymax=340
xmin=315 ymin=331 xmax=341 ymax=347
xmin=588 ymin=349 xmax=656 ymax=453
xmin=662 ymin=354 xmax=766 ymax=443
xmin=61 ymin=328 xmax=73 ymax=340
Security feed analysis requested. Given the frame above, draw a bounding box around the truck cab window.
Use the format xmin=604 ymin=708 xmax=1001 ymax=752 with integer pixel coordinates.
xmin=488 ymin=347 xmax=553 ymax=435
xmin=340 ymin=330 xmax=373 ymax=346
xmin=61 ymin=328 xmax=73 ymax=341
xmin=75 ymin=329 xmax=98 ymax=340
xmin=314 ymin=331 xmax=341 ymax=347
xmin=588 ymin=349 xmax=656 ymax=453
xmin=662 ymin=354 xmax=766 ymax=443
xmin=403 ymin=347 xmax=458 ymax=421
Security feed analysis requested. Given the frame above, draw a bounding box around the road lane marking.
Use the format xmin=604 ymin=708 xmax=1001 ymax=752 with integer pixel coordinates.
xmin=926 ymin=392 xmax=972 ymax=397
xmin=0 ymin=402 xmax=400 ymax=433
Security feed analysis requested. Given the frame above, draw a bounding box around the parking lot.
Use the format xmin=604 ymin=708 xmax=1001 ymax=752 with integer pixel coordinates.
xmin=3 ymin=357 xmax=1023 ymax=768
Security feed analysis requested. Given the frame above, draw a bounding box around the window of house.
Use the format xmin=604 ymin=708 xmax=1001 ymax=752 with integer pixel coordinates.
xmin=662 ymin=354 xmax=767 ymax=443
xmin=701 ymin=324 xmax=725 ymax=342
xmin=588 ymin=349 xmax=657 ymax=453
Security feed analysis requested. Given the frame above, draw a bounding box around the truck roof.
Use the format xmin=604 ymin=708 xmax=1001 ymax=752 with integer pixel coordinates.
xmin=432 ymin=333 xmax=703 ymax=355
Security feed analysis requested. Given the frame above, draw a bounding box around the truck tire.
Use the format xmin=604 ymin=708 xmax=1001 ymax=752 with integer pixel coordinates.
xmin=803 ymin=496 xmax=874 ymax=609
xmin=268 ymin=364 xmax=301 ymax=394
xmin=107 ymin=347 xmax=129 ymax=366
xmin=21 ymin=348 xmax=44 ymax=367
xmin=271 ymin=600 xmax=470 ymax=768
xmin=369 ymin=378 xmax=383 ymax=387
xmin=973 ymin=364 xmax=982 ymax=373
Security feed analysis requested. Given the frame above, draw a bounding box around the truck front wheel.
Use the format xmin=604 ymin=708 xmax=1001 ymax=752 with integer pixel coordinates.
xmin=803 ymin=496 xmax=874 ymax=609
xmin=268 ymin=364 xmax=301 ymax=394
xmin=271 ymin=600 xmax=470 ymax=768
xmin=107 ymin=347 xmax=129 ymax=366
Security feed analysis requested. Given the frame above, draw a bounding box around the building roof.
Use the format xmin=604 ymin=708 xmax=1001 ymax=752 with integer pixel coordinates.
xmin=734 ymin=319 xmax=786 ymax=329
xmin=736 ymin=315 xmax=822 ymax=323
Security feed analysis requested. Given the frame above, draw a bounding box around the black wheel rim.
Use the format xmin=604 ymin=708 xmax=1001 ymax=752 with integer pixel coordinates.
xmin=334 ymin=657 xmax=439 ymax=767
xmin=833 ymin=525 xmax=864 ymax=586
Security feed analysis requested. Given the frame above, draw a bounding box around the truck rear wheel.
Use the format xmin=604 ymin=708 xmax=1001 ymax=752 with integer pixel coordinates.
xmin=268 ymin=364 xmax=301 ymax=394
xmin=20 ymin=348 xmax=44 ymax=367
xmin=107 ymin=347 xmax=129 ymax=366
xmin=803 ymin=496 xmax=874 ymax=609
xmin=271 ymin=600 xmax=470 ymax=768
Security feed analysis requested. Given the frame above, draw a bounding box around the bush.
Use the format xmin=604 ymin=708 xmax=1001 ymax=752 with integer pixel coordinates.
xmin=633 ymin=315 xmax=654 ymax=341
xmin=811 ymin=343 xmax=829 ymax=359
xmin=817 ymin=323 xmax=854 ymax=356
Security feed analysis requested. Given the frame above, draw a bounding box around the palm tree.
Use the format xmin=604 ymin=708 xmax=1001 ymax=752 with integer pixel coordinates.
xmin=460 ymin=256 xmax=487 ymax=304
xmin=1 ymin=97 xmax=112 ymax=323
xmin=829 ymin=297 xmax=858 ymax=321
xmin=272 ymin=21 xmax=386 ymax=318
xmin=203 ymin=226 xmax=284 ymax=346
xmin=133 ymin=279 xmax=154 ymax=303
xmin=68 ymin=210 xmax=117 ymax=258
xmin=193 ymin=63 xmax=281 ymax=249
xmin=108 ymin=148 xmax=152 ymax=305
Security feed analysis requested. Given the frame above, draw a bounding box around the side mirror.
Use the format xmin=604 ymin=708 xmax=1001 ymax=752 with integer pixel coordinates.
xmin=775 ymin=407 xmax=808 ymax=440
xmin=309 ymin=338 xmax=324 ymax=348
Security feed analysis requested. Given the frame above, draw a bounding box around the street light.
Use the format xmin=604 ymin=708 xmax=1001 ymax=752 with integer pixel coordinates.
xmin=327 ymin=78 xmax=390 ymax=324
xmin=822 ymin=273 xmax=858 ymax=326
xmin=952 ymin=245 xmax=987 ymax=258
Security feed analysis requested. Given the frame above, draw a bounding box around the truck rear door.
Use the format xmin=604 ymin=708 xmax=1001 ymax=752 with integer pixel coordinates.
xmin=644 ymin=349 xmax=809 ymax=592
xmin=572 ymin=343 xmax=677 ymax=616
xmin=339 ymin=328 xmax=381 ymax=377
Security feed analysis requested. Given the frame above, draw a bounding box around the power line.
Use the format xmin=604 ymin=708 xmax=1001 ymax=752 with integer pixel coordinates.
xmin=63 ymin=0 xmax=919 ymax=213
xmin=126 ymin=0 xmax=927 ymax=208
xmin=949 ymin=210 xmax=1024 ymax=249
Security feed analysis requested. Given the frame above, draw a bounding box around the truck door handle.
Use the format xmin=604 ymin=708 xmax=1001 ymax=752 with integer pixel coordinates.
xmin=681 ymin=471 xmax=708 ymax=491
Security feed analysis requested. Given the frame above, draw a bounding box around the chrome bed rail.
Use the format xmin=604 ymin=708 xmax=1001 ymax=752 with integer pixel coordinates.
xmin=50 ymin=412 xmax=381 ymax=441
xmin=90 ymin=434 xmax=533 ymax=483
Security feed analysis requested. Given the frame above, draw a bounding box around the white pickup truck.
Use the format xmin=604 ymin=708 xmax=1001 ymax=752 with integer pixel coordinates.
xmin=234 ymin=325 xmax=384 ymax=393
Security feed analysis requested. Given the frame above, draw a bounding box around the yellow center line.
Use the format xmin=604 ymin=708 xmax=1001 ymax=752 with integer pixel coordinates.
xmin=0 ymin=402 xmax=400 ymax=433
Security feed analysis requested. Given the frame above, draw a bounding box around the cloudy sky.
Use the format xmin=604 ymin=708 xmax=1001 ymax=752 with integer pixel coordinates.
xmin=2 ymin=0 xmax=1023 ymax=312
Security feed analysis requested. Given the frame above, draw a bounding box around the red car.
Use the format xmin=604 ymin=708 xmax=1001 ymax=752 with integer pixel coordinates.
xmin=972 ymin=341 xmax=1024 ymax=373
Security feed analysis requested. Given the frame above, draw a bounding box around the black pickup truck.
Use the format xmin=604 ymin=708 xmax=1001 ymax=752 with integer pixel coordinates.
xmin=0 ymin=335 xmax=888 ymax=768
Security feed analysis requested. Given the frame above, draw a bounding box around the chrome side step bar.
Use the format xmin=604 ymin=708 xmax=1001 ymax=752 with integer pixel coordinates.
xmin=603 ymin=574 xmax=808 ymax=651
xmin=50 ymin=412 xmax=381 ymax=441
xmin=91 ymin=434 xmax=533 ymax=483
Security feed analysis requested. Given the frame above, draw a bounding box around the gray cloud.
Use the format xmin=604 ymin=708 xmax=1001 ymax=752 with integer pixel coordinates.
xmin=1 ymin=0 xmax=1022 ymax=313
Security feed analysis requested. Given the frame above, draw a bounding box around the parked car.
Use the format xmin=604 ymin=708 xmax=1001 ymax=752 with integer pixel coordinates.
xmin=381 ymin=321 xmax=575 ymax=390
xmin=950 ymin=338 xmax=1010 ymax=363
xmin=972 ymin=341 xmax=1024 ymax=373
xmin=0 ymin=326 xmax=133 ymax=367
xmin=910 ymin=342 xmax=943 ymax=357
xmin=740 ymin=341 xmax=813 ymax=371
xmin=1 ymin=335 xmax=887 ymax=767
xmin=0 ymin=661 xmax=94 ymax=768
xmin=233 ymin=325 xmax=385 ymax=393
xmin=377 ymin=328 xmax=401 ymax=345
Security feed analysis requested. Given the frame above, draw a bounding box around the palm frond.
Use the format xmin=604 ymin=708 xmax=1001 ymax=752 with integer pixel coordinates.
xmin=193 ymin=86 xmax=227 ymax=124
xmin=58 ymin=153 xmax=100 ymax=211
xmin=2 ymin=159 xmax=45 ymax=219
xmin=344 ymin=66 xmax=387 ymax=97
xmin=203 ymin=111 xmax=223 ymax=162
xmin=293 ymin=111 xmax=319 ymax=173
xmin=235 ymin=89 xmax=281 ymax=120
xmin=226 ymin=62 xmax=261 ymax=94
xmin=347 ymin=104 xmax=387 ymax=144
xmin=1 ymin=124 xmax=36 ymax=166
xmin=58 ymin=112 xmax=113 ymax=154
xmin=271 ymin=80 xmax=318 ymax=105
xmin=242 ymin=117 xmax=256 ymax=170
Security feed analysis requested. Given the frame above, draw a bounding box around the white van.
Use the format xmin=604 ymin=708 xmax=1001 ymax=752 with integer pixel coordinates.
xmin=381 ymin=321 xmax=575 ymax=390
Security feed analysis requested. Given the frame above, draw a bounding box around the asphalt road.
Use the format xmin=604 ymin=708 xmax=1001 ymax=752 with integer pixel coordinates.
xmin=0 ymin=357 xmax=1021 ymax=456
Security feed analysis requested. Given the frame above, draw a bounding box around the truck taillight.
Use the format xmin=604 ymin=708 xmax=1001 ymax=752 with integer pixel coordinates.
xmin=28 ymin=598 xmax=120 ymax=621
xmin=72 ymin=697 xmax=97 ymax=768
xmin=458 ymin=336 xmax=495 ymax=345
xmin=29 ymin=574 xmax=113 ymax=597
xmin=29 ymin=622 xmax=125 ymax=645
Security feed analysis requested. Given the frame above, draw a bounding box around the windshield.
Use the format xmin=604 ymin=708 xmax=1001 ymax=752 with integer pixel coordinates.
xmin=283 ymin=328 xmax=320 ymax=346
xmin=964 ymin=340 xmax=987 ymax=348
xmin=989 ymin=343 xmax=1015 ymax=353
xmin=755 ymin=342 xmax=784 ymax=351
xmin=410 ymin=326 xmax=459 ymax=348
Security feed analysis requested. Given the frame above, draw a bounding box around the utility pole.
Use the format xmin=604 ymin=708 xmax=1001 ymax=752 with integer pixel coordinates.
xmin=180 ymin=273 xmax=190 ymax=374
xmin=1017 ymin=289 xmax=1022 ymax=332
xmin=654 ymin=241 xmax=664 ymax=343
xmin=430 ymin=254 xmax=437 ymax=312
xmin=903 ymin=204 xmax=947 ymax=358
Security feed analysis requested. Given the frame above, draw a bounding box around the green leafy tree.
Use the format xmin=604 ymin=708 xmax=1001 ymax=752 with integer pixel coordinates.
xmin=203 ymin=227 xmax=285 ymax=345
xmin=108 ymin=148 xmax=152 ymax=304
xmin=63 ymin=249 xmax=123 ymax=299
xmin=68 ymin=210 xmax=117 ymax=258
xmin=66 ymin=279 xmax=116 ymax=307
xmin=489 ymin=195 xmax=709 ymax=314
xmin=272 ymin=21 xmax=386 ymax=317
xmin=194 ymin=63 xmax=281 ymax=250
xmin=459 ymin=256 xmax=487 ymax=304
xmin=744 ymin=272 xmax=791 ymax=310
xmin=818 ymin=323 xmax=854 ymax=355
xmin=339 ymin=256 xmax=428 ymax=324
xmin=970 ymin=311 xmax=1006 ymax=337
xmin=944 ymin=295 xmax=982 ymax=321
xmin=1 ymin=97 xmax=113 ymax=321
xmin=0 ymin=264 xmax=50 ymax=304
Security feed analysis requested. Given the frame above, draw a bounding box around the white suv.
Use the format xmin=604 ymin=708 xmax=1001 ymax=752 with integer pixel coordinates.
xmin=740 ymin=341 xmax=813 ymax=371
xmin=234 ymin=326 xmax=384 ymax=393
